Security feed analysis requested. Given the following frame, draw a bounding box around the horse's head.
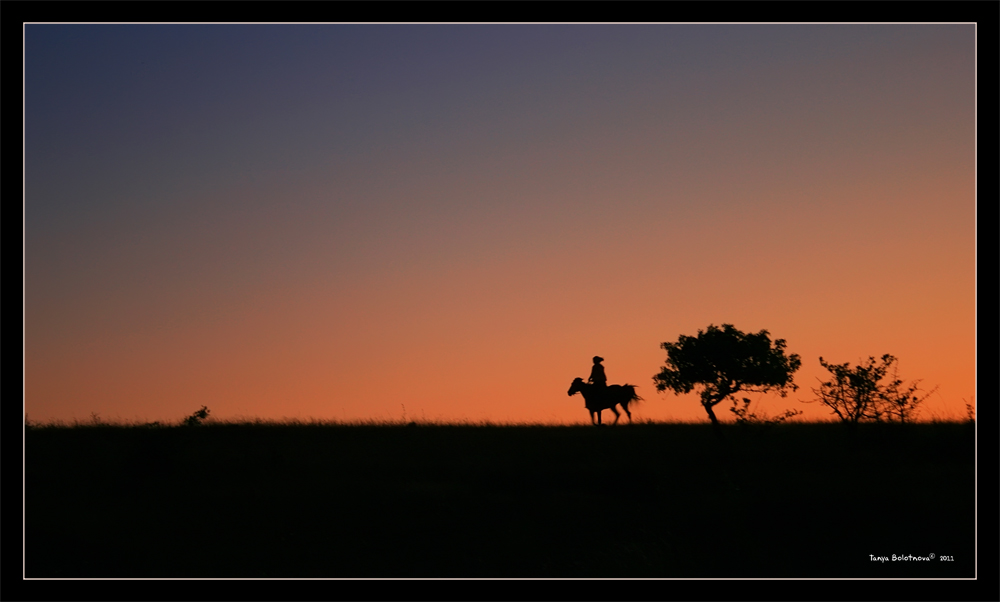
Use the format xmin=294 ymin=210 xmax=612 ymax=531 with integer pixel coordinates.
xmin=568 ymin=377 xmax=586 ymax=396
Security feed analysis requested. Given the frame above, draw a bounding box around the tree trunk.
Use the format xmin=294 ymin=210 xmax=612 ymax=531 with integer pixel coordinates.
xmin=703 ymin=401 xmax=720 ymax=427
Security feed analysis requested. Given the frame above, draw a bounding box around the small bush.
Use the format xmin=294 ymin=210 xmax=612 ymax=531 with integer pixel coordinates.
xmin=730 ymin=397 xmax=803 ymax=426
xmin=184 ymin=406 xmax=211 ymax=427
xmin=809 ymin=355 xmax=936 ymax=424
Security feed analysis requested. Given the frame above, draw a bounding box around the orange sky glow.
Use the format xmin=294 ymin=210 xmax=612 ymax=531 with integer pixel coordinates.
xmin=25 ymin=24 xmax=976 ymax=425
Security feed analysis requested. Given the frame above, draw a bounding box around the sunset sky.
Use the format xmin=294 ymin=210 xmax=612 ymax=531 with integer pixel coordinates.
xmin=24 ymin=24 xmax=976 ymax=424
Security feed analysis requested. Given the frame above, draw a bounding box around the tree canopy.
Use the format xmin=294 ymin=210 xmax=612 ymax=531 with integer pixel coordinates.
xmin=653 ymin=324 xmax=801 ymax=426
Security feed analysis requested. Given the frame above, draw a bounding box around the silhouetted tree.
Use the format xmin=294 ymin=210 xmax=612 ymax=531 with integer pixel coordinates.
xmin=653 ymin=324 xmax=801 ymax=427
xmin=810 ymin=354 xmax=935 ymax=423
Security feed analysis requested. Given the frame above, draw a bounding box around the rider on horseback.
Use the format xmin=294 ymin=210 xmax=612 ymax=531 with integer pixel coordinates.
xmin=568 ymin=356 xmax=639 ymax=425
xmin=588 ymin=356 xmax=607 ymax=391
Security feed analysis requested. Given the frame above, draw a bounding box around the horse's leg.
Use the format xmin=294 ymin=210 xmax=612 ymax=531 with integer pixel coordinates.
xmin=597 ymin=410 xmax=602 ymax=425
xmin=590 ymin=410 xmax=596 ymax=425
xmin=623 ymin=402 xmax=632 ymax=423
xmin=610 ymin=405 xmax=620 ymax=425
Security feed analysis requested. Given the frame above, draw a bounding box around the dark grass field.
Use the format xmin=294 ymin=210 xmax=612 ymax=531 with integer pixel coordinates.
xmin=24 ymin=421 xmax=975 ymax=578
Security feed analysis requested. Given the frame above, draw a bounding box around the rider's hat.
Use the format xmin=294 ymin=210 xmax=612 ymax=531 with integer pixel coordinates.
xmin=593 ymin=356 xmax=604 ymax=363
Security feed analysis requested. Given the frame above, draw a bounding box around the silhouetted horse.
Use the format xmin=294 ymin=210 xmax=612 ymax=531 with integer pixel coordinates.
xmin=567 ymin=377 xmax=642 ymax=425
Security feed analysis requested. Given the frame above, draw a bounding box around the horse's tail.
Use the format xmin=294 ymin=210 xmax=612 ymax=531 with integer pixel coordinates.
xmin=621 ymin=384 xmax=642 ymax=405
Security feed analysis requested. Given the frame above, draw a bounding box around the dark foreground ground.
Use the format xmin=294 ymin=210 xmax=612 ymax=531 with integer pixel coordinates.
xmin=25 ymin=422 xmax=975 ymax=578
